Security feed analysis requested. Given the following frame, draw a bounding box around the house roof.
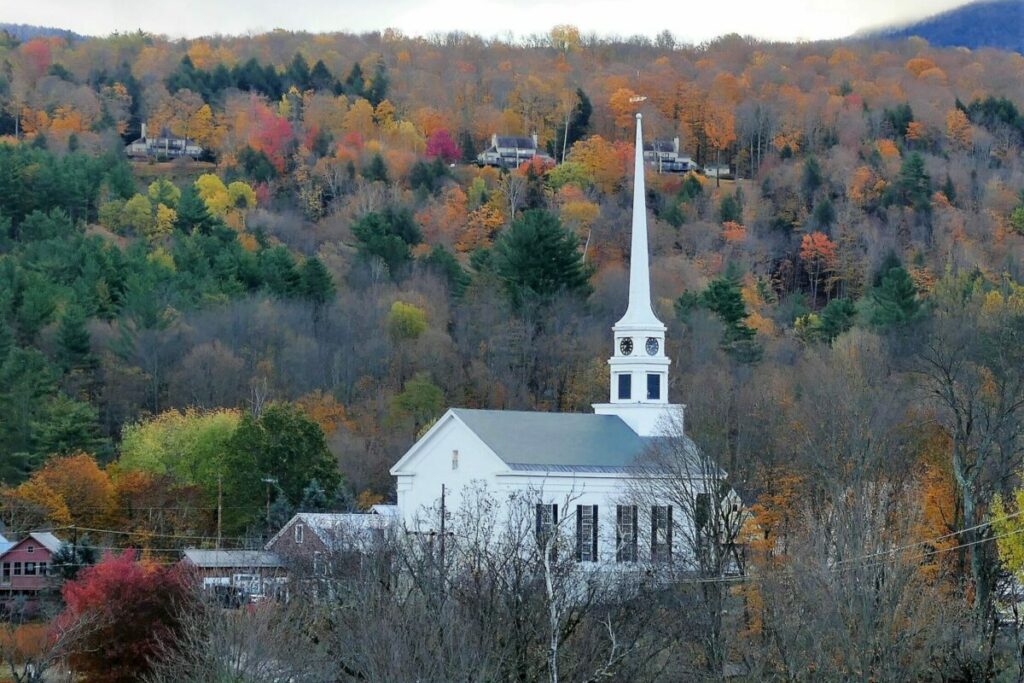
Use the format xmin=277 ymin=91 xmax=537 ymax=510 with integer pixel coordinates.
xmin=28 ymin=532 xmax=62 ymax=554
xmin=494 ymin=136 xmax=536 ymax=149
xmin=644 ymin=140 xmax=677 ymax=153
xmin=266 ymin=512 xmax=394 ymax=551
xmin=451 ymin=409 xmax=657 ymax=470
xmin=182 ymin=549 xmax=282 ymax=569
xmin=0 ymin=532 xmax=63 ymax=558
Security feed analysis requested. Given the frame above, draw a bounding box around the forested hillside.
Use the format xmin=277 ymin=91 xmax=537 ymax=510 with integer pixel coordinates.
xmin=870 ymin=0 xmax=1024 ymax=53
xmin=0 ymin=27 xmax=1022 ymax=551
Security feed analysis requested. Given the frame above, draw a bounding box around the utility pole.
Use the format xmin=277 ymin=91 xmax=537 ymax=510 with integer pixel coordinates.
xmin=262 ymin=477 xmax=278 ymax=534
xmin=439 ymin=484 xmax=446 ymax=570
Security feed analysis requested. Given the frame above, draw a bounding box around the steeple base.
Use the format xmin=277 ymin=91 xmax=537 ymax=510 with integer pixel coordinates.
xmin=592 ymin=403 xmax=685 ymax=438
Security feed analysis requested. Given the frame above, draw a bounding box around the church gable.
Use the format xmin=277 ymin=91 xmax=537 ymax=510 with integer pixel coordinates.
xmin=389 ymin=409 xmax=508 ymax=477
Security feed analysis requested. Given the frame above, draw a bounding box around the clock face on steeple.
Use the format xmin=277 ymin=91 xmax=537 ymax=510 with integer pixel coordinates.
xmin=646 ymin=337 xmax=660 ymax=356
xmin=619 ymin=337 xmax=634 ymax=355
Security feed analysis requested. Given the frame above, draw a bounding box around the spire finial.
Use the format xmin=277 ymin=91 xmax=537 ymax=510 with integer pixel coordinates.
xmin=615 ymin=107 xmax=662 ymax=329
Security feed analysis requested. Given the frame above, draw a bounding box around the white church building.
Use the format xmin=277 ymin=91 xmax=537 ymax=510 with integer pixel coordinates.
xmin=390 ymin=114 xmax=712 ymax=565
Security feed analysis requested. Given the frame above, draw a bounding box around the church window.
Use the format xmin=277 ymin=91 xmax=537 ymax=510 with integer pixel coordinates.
xmin=576 ymin=505 xmax=598 ymax=562
xmin=294 ymin=524 xmax=305 ymax=544
xmin=646 ymin=373 xmax=661 ymax=400
xmin=451 ymin=449 xmax=459 ymax=470
xmin=535 ymin=504 xmax=558 ymax=548
xmin=617 ymin=374 xmax=632 ymax=400
xmin=651 ymin=506 xmax=673 ymax=562
xmin=616 ymin=505 xmax=638 ymax=562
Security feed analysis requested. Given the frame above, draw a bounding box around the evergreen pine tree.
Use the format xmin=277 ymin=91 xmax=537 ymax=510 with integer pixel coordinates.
xmin=701 ymin=268 xmax=762 ymax=362
xmin=493 ymin=209 xmax=591 ymax=308
xmin=424 ymin=244 xmax=470 ymax=298
xmin=310 ymin=60 xmax=334 ymax=91
xmin=895 ymin=153 xmax=931 ymax=212
xmin=344 ymin=63 xmax=365 ymax=98
xmin=365 ymin=59 xmax=389 ymax=106
xmin=175 ymin=186 xmax=215 ymax=234
xmin=818 ymin=297 xmax=857 ymax=341
xmin=459 ymin=130 xmax=477 ymax=163
xmin=57 ymin=304 xmax=94 ymax=371
xmin=362 ymin=154 xmax=389 ymax=183
xmin=813 ymin=197 xmax=835 ymax=229
xmin=299 ymin=257 xmax=335 ymax=305
xmin=801 ymin=157 xmax=823 ymax=207
xmin=103 ymin=162 xmax=136 ymax=200
xmin=52 ymin=537 xmax=98 ymax=580
xmin=719 ymin=193 xmax=742 ymax=223
xmin=0 ymin=320 xmax=12 ymax=362
xmin=351 ymin=207 xmax=422 ymax=276
xmin=260 ymin=246 xmax=303 ymax=297
xmin=869 ymin=266 xmax=922 ymax=328
xmin=286 ymin=53 xmax=311 ymax=90
xmin=299 ymin=478 xmax=329 ymax=512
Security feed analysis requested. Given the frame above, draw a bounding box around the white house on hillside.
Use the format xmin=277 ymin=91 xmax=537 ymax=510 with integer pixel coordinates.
xmin=392 ymin=114 xmax=716 ymax=565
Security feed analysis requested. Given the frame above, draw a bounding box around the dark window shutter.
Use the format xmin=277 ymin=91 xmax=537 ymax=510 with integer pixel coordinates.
xmin=536 ymin=503 xmax=542 ymax=538
xmin=626 ymin=505 xmax=634 ymax=565
xmin=616 ymin=506 xmax=622 ymax=562
xmin=591 ymin=505 xmax=598 ymax=560
xmin=553 ymin=504 xmax=558 ymax=525
xmin=575 ymin=506 xmax=583 ymax=561
xmin=667 ymin=506 xmax=674 ymax=560
xmin=651 ymin=507 xmax=657 ymax=561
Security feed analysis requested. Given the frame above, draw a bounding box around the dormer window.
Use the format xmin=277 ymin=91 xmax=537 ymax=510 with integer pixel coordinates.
xmin=294 ymin=524 xmax=304 ymax=544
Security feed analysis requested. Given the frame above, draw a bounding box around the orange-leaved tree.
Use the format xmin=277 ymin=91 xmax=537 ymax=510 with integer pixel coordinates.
xmin=800 ymin=231 xmax=838 ymax=304
xmin=704 ymin=99 xmax=735 ymax=187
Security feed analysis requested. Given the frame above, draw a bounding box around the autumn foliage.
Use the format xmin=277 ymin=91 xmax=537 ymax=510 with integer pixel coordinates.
xmin=60 ymin=552 xmax=197 ymax=683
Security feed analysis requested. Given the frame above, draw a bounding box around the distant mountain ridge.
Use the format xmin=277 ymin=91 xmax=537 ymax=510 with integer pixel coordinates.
xmin=866 ymin=0 xmax=1023 ymax=53
xmin=0 ymin=23 xmax=85 ymax=42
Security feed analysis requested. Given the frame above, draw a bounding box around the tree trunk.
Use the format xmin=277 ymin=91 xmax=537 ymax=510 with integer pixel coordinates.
xmin=953 ymin=446 xmax=991 ymax=618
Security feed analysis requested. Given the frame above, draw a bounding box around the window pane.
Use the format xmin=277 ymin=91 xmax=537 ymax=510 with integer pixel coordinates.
xmin=617 ymin=374 xmax=632 ymax=400
xmin=647 ymin=373 xmax=660 ymax=400
xmin=617 ymin=505 xmax=638 ymax=562
xmin=577 ymin=505 xmax=597 ymax=562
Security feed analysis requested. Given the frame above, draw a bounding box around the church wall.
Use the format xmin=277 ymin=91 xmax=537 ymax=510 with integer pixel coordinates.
xmin=395 ymin=415 xmax=507 ymax=532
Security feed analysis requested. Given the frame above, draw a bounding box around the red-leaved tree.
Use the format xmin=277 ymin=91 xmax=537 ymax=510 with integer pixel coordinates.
xmin=60 ymin=552 xmax=197 ymax=683
xmin=425 ymin=129 xmax=459 ymax=163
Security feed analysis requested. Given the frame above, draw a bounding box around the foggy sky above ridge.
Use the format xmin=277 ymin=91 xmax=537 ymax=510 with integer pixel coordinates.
xmin=4 ymin=0 xmax=973 ymax=43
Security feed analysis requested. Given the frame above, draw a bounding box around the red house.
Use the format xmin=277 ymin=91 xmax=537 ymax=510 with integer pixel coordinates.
xmin=0 ymin=532 xmax=63 ymax=602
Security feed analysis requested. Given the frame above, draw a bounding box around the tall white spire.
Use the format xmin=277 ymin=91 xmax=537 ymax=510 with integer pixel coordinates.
xmin=593 ymin=112 xmax=682 ymax=437
xmin=616 ymin=113 xmax=664 ymax=330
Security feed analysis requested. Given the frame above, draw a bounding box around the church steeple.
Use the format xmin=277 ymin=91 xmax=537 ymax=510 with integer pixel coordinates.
xmin=617 ymin=113 xmax=664 ymax=330
xmin=593 ymin=113 xmax=682 ymax=437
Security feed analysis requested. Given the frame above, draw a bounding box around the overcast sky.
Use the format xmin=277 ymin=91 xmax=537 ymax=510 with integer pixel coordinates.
xmin=4 ymin=0 xmax=971 ymax=42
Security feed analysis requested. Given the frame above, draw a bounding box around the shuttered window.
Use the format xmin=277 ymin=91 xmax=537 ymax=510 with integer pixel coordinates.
xmin=651 ymin=505 xmax=673 ymax=562
xmin=616 ymin=505 xmax=638 ymax=562
xmin=535 ymin=503 xmax=558 ymax=547
xmin=576 ymin=505 xmax=599 ymax=562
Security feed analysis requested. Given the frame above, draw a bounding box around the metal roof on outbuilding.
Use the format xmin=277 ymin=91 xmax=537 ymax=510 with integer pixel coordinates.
xmin=182 ymin=549 xmax=282 ymax=569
